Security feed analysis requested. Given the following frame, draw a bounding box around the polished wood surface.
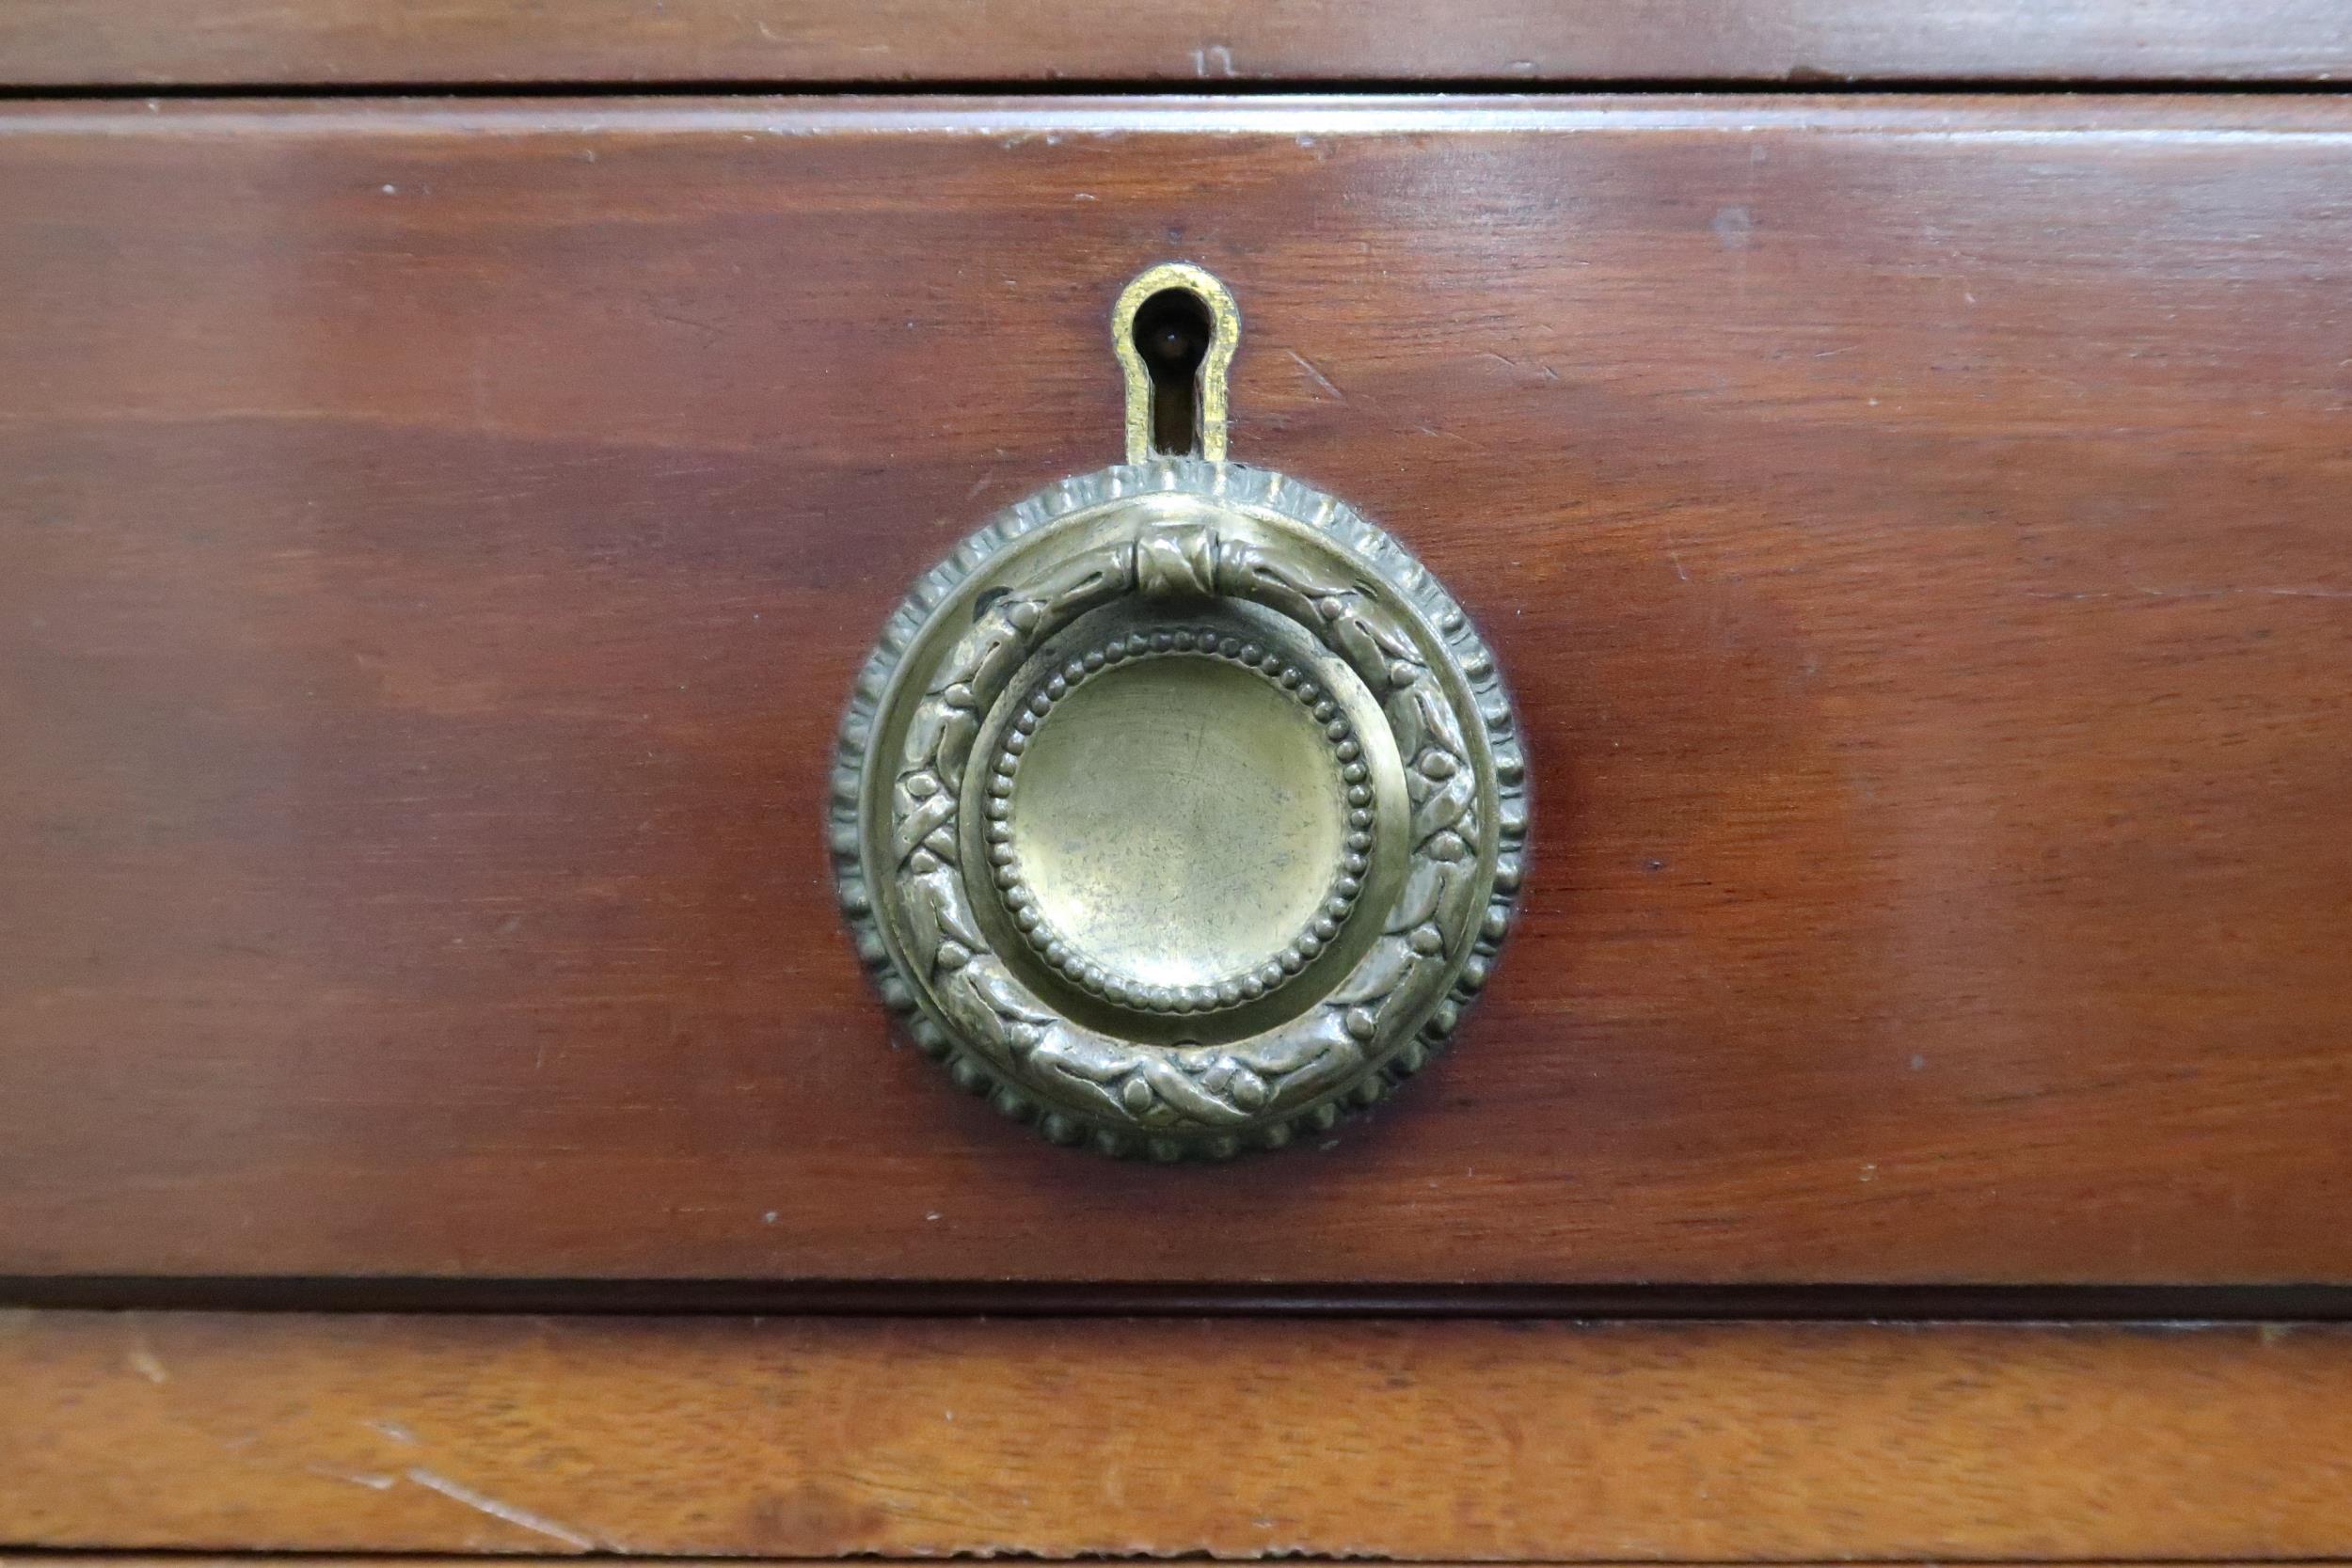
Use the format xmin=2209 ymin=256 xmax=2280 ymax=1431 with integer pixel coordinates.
xmin=6 ymin=1 xmax=2352 ymax=86
xmin=3 ymin=1312 xmax=2348 ymax=1556
xmin=4 ymin=98 xmax=2350 ymax=1286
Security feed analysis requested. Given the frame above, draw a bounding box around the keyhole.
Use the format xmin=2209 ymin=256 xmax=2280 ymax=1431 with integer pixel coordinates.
xmin=1131 ymin=287 xmax=1215 ymax=457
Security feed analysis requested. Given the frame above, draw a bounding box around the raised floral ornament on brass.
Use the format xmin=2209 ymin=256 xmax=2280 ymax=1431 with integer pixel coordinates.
xmin=833 ymin=263 xmax=1526 ymax=1158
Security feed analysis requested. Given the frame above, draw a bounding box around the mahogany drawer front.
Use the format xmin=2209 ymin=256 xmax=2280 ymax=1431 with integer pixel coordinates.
xmin=2 ymin=96 xmax=2348 ymax=1289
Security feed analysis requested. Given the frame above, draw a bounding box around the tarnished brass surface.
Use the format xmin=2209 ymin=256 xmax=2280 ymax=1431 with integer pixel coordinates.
xmin=1004 ymin=647 xmax=1352 ymax=997
xmin=833 ymin=266 xmax=1526 ymax=1157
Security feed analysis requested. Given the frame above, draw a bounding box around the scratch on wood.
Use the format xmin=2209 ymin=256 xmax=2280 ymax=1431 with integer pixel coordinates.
xmin=1287 ymin=349 xmax=1345 ymax=401
xmin=126 ymin=1324 xmax=168 ymax=1385
xmin=308 ymin=1464 xmax=397 ymax=1490
xmin=1192 ymin=42 xmax=1237 ymax=77
xmin=2031 ymin=584 xmax=2352 ymax=602
xmin=405 ymin=1466 xmax=598 ymax=1550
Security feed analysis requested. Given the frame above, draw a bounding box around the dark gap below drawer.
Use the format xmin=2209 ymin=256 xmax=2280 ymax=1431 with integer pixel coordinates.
xmin=8 ymin=1275 xmax=2352 ymax=1320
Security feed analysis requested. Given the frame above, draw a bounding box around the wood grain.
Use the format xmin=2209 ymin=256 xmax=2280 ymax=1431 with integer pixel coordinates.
xmin=3 ymin=1311 xmax=2350 ymax=1557
xmin=3 ymin=98 xmax=2350 ymax=1288
xmin=4 ymin=0 xmax=2351 ymax=87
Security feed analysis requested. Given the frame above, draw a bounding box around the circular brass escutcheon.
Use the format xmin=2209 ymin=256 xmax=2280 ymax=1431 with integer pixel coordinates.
xmin=831 ymin=267 xmax=1527 ymax=1157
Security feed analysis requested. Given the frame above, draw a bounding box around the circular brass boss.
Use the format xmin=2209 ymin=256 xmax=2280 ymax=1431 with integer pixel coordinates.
xmin=831 ymin=265 xmax=1527 ymax=1158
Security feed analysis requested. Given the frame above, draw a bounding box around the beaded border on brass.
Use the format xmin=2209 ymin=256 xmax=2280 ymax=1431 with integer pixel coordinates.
xmin=984 ymin=627 xmax=1376 ymax=1015
xmin=831 ymin=459 xmax=1529 ymax=1160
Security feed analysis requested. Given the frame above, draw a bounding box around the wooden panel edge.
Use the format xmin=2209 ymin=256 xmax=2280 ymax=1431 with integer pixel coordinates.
xmin=1 ymin=0 xmax=2349 ymax=87
xmin=2 ymin=1312 xmax=2348 ymax=1559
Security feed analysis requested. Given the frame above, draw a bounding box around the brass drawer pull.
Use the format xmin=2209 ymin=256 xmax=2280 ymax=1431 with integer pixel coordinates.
xmin=833 ymin=265 xmax=1526 ymax=1158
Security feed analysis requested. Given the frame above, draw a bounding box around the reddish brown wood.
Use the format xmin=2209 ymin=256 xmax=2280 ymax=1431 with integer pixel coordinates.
xmin=6 ymin=1312 xmax=2352 ymax=1557
xmin=2 ymin=98 xmax=2350 ymax=1287
xmin=3 ymin=0 xmax=2350 ymax=86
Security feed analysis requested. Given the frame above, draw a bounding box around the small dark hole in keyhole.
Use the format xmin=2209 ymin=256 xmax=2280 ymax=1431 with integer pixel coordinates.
xmin=1133 ymin=288 xmax=1215 ymax=456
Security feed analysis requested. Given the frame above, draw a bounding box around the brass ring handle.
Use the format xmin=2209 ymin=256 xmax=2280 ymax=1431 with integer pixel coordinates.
xmin=833 ymin=265 xmax=1526 ymax=1158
